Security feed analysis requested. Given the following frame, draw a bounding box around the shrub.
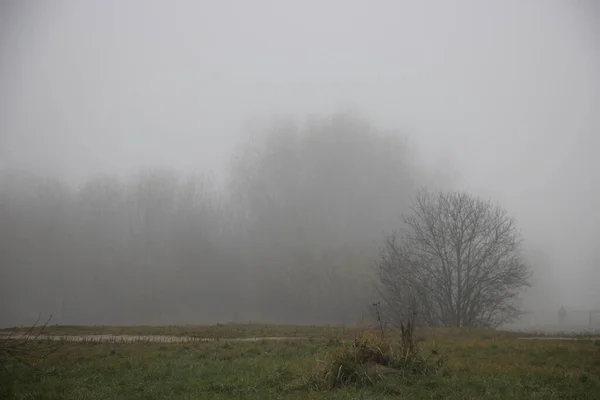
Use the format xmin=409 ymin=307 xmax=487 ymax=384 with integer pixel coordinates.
xmin=309 ymin=312 xmax=446 ymax=389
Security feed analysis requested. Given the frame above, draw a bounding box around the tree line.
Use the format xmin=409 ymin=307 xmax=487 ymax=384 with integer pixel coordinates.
xmin=0 ymin=113 xmax=531 ymax=328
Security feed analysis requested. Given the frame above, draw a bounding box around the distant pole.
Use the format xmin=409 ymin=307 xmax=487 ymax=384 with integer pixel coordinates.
xmin=558 ymin=306 xmax=567 ymax=325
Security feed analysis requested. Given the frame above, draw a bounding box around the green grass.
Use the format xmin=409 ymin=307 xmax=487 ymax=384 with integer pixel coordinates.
xmin=2 ymin=325 xmax=600 ymax=399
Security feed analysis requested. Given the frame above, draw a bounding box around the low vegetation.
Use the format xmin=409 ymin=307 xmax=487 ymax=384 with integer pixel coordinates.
xmin=0 ymin=316 xmax=61 ymax=366
xmin=1 ymin=324 xmax=599 ymax=399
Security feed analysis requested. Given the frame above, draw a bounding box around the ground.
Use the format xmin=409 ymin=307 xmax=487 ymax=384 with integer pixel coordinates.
xmin=1 ymin=324 xmax=599 ymax=399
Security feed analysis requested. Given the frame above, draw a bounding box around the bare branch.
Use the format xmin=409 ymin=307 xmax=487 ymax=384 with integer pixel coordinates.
xmin=377 ymin=189 xmax=532 ymax=328
xmin=0 ymin=315 xmax=62 ymax=367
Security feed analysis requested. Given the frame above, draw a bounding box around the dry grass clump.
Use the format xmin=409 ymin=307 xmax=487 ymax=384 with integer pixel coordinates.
xmin=310 ymin=309 xmax=446 ymax=389
xmin=316 ymin=332 xmax=390 ymax=388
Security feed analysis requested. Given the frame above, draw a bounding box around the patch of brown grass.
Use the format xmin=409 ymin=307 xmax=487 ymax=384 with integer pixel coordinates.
xmin=309 ymin=329 xmax=445 ymax=389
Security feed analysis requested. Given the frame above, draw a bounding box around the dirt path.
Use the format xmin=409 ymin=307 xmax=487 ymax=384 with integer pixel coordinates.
xmin=516 ymin=336 xmax=600 ymax=341
xmin=0 ymin=332 xmax=310 ymax=343
xmin=4 ymin=332 xmax=596 ymax=343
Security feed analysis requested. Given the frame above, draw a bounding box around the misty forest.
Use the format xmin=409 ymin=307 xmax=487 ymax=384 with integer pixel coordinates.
xmin=0 ymin=114 xmax=470 ymax=326
xmin=1 ymin=1 xmax=599 ymax=333
xmin=0 ymin=112 xmax=537 ymax=328
xmin=1 ymin=1 xmax=600 ymax=398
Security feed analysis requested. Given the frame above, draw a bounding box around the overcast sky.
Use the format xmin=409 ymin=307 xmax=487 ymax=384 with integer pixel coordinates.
xmin=1 ymin=0 xmax=599 ymax=310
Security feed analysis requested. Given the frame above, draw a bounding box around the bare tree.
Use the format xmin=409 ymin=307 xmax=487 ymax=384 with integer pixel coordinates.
xmin=377 ymin=189 xmax=532 ymax=328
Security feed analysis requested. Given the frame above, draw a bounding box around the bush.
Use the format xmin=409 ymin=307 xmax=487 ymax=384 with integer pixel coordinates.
xmin=309 ymin=321 xmax=446 ymax=389
xmin=317 ymin=332 xmax=391 ymax=388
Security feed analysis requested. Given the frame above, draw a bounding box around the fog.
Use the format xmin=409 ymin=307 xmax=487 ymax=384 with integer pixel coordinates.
xmin=1 ymin=0 xmax=598 ymax=328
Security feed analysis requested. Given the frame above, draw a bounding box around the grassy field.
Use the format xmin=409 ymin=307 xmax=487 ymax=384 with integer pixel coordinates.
xmin=1 ymin=324 xmax=600 ymax=399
